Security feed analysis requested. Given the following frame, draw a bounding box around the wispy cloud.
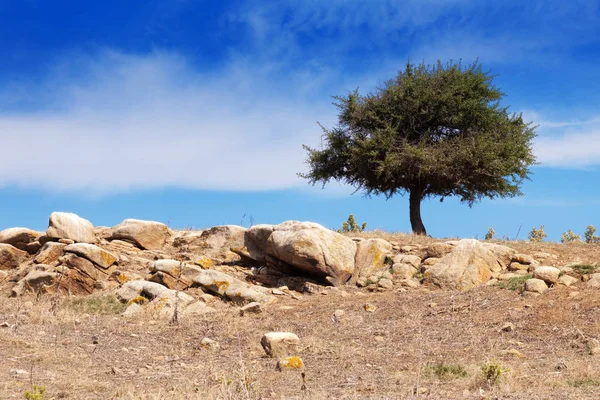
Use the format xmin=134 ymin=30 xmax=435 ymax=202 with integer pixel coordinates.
xmin=0 ymin=50 xmax=335 ymax=194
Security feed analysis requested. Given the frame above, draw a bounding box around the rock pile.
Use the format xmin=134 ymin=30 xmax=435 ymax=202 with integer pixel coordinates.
xmin=0 ymin=212 xmax=587 ymax=319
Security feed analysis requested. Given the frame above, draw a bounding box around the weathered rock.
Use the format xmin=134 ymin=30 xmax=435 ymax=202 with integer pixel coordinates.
xmin=277 ymin=356 xmax=304 ymax=371
xmin=587 ymin=273 xmax=600 ymax=289
xmin=147 ymin=290 xmax=197 ymax=319
xmin=173 ymin=225 xmax=245 ymax=263
xmin=498 ymin=272 xmax=521 ymax=281
xmin=64 ymin=243 xmax=118 ymax=270
xmin=116 ymin=280 xmax=171 ymax=303
xmin=182 ymin=301 xmax=216 ymax=317
xmin=525 ymin=278 xmax=548 ymax=293
xmin=261 ymin=332 xmax=300 ymax=357
xmin=509 ymin=262 xmax=529 ymax=271
xmin=392 ymin=263 xmax=418 ymax=279
xmin=426 ymin=243 xmax=454 ymax=259
xmin=240 ymin=302 xmax=262 ymax=315
xmin=123 ymin=303 xmax=144 ymax=317
xmin=353 ymin=238 xmax=393 ymax=280
xmin=378 ymin=278 xmax=393 ymax=289
xmin=0 ymin=270 xmax=8 ymax=281
xmin=110 ymin=219 xmax=172 ymax=250
xmin=61 ymin=253 xmax=114 ymax=281
xmin=148 ymin=260 xmax=202 ymax=289
xmin=558 ymin=275 xmax=578 ymax=287
xmin=533 ymin=266 xmax=560 ymax=285
xmin=263 ymin=221 xmax=357 ymax=286
xmin=421 ymin=257 xmax=440 ymax=266
xmin=0 ymin=244 xmax=28 ymax=270
xmin=200 ymin=337 xmax=220 ymax=351
xmin=393 ymin=254 xmax=421 ymax=268
xmin=12 ymin=270 xmax=57 ymax=296
xmin=513 ymin=254 xmax=536 ymax=265
xmin=424 ymin=239 xmax=504 ymax=290
xmin=46 ymin=212 xmax=97 ymax=243
xmin=0 ymin=228 xmax=42 ymax=252
xmin=192 ymin=269 xmax=275 ymax=304
xmin=482 ymin=243 xmax=517 ymax=268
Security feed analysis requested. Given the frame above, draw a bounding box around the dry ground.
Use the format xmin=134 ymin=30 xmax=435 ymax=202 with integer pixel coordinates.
xmin=2 ymin=240 xmax=600 ymax=400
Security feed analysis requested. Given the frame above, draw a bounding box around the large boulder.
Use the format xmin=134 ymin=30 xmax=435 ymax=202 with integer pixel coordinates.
xmin=192 ymin=269 xmax=275 ymax=304
xmin=116 ymin=280 xmax=172 ymax=303
xmin=172 ymin=225 xmax=246 ymax=263
xmin=46 ymin=212 xmax=97 ymax=243
xmin=424 ymin=239 xmax=504 ymax=290
xmin=109 ymin=219 xmax=172 ymax=250
xmin=256 ymin=221 xmax=357 ymax=286
xmin=0 ymin=244 xmax=28 ymax=270
xmin=0 ymin=228 xmax=42 ymax=253
xmin=147 ymin=260 xmax=203 ymax=290
xmin=64 ymin=243 xmax=118 ymax=270
xmin=11 ymin=270 xmax=57 ymax=296
xmin=353 ymin=238 xmax=393 ymax=281
xmin=482 ymin=243 xmax=517 ymax=269
xmin=34 ymin=242 xmax=66 ymax=264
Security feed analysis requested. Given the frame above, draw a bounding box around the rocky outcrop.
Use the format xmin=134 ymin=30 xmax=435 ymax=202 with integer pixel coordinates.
xmin=0 ymin=244 xmax=28 ymax=270
xmin=424 ymin=239 xmax=505 ymax=290
xmin=147 ymin=260 xmax=203 ymax=290
xmin=242 ymin=221 xmax=357 ymax=286
xmin=109 ymin=219 xmax=172 ymax=250
xmin=64 ymin=243 xmax=118 ymax=270
xmin=192 ymin=269 xmax=275 ymax=304
xmin=46 ymin=212 xmax=97 ymax=244
xmin=172 ymin=225 xmax=245 ymax=264
xmin=0 ymin=228 xmax=43 ymax=253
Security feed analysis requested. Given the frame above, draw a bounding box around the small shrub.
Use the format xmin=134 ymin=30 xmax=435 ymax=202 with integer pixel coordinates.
xmin=481 ymin=359 xmax=508 ymax=385
xmin=561 ymin=229 xmax=582 ymax=243
xmin=484 ymin=227 xmax=495 ymax=240
xmin=496 ymin=275 xmax=532 ymax=291
xmin=424 ymin=362 xmax=468 ymax=380
xmin=528 ymin=225 xmax=547 ymax=242
xmin=584 ymin=225 xmax=600 ymax=244
xmin=63 ymin=294 xmax=127 ymax=315
xmin=339 ymin=214 xmax=367 ymax=233
xmin=23 ymin=385 xmax=46 ymax=400
xmin=570 ymin=263 xmax=598 ymax=275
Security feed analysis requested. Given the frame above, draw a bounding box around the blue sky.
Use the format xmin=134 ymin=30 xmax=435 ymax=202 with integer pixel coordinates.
xmin=1 ymin=0 xmax=600 ymax=240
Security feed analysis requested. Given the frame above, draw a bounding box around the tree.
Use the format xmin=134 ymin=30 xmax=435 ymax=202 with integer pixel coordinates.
xmin=300 ymin=60 xmax=537 ymax=235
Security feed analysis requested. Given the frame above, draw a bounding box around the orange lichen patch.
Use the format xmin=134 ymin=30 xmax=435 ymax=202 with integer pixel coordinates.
xmin=364 ymin=303 xmax=377 ymax=313
xmin=127 ymin=296 xmax=148 ymax=305
xmin=115 ymin=273 xmax=131 ymax=284
xmin=196 ymin=257 xmax=214 ymax=269
xmin=213 ymin=280 xmax=230 ymax=293
xmin=99 ymin=251 xmax=118 ymax=269
xmin=277 ymin=356 xmax=304 ymax=371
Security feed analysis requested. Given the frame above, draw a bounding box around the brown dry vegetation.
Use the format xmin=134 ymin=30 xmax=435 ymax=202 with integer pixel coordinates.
xmin=2 ymin=239 xmax=600 ymax=400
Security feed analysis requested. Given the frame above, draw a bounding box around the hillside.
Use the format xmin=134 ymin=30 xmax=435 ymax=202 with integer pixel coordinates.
xmin=1 ymin=213 xmax=600 ymax=399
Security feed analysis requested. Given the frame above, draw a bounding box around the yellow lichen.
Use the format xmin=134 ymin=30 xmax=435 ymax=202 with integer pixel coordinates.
xmin=196 ymin=257 xmax=214 ymax=269
xmin=127 ymin=296 xmax=148 ymax=305
xmin=278 ymin=356 xmax=304 ymax=370
xmin=116 ymin=273 xmax=130 ymax=284
xmin=213 ymin=280 xmax=230 ymax=293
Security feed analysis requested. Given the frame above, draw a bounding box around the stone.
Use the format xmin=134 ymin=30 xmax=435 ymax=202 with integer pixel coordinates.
xmin=123 ymin=303 xmax=144 ymax=317
xmin=392 ymin=263 xmax=418 ymax=279
xmin=524 ymin=278 xmax=548 ymax=294
xmin=353 ymin=238 xmax=393 ymax=280
xmin=110 ymin=219 xmax=172 ymax=250
xmin=61 ymin=253 xmax=113 ymax=281
xmin=426 ymin=243 xmax=454 ymax=259
xmin=277 ymin=356 xmax=304 ymax=371
xmin=0 ymin=228 xmax=42 ymax=252
xmin=0 ymin=244 xmax=28 ymax=270
xmin=513 ymin=253 xmax=536 ymax=265
xmin=148 ymin=260 xmax=202 ymax=289
xmin=261 ymin=332 xmax=300 ymax=357
xmin=498 ymin=272 xmax=520 ymax=281
xmin=64 ymin=243 xmax=118 ymax=270
xmin=501 ymin=322 xmax=516 ymax=332
xmin=240 ymin=302 xmax=262 ymax=315
xmin=192 ymin=269 xmax=276 ymax=304
xmin=533 ymin=266 xmax=561 ymax=285
xmin=378 ymin=278 xmax=393 ymax=289
xmin=332 ymin=309 xmax=345 ymax=322
xmin=34 ymin=242 xmax=66 ymax=264
xmin=558 ymin=275 xmax=578 ymax=287
xmin=12 ymin=270 xmax=57 ymax=296
xmin=424 ymin=239 xmax=504 ymax=290
xmin=0 ymin=270 xmax=7 ymax=281
xmin=46 ymin=212 xmax=97 ymax=243
xmin=182 ymin=301 xmax=215 ymax=316
xmin=421 ymin=257 xmax=440 ymax=266
xmin=364 ymin=303 xmax=376 ymax=312
xmin=482 ymin=243 xmax=517 ymax=268
xmin=509 ymin=262 xmax=529 ymax=271
xmin=116 ymin=280 xmax=171 ymax=303
xmin=393 ymin=254 xmax=421 ymax=268
xmin=147 ymin=290 xmax=197 ymax=319
xmin=587 ymin=273 xmax=600 ymax=288
xmin=173 ymin=225 xmax=246 ymax=262
xmin=242 ymin=221 xmax=357 ymax=286
xmin=200 ymin=338 xmax=220 ymax=351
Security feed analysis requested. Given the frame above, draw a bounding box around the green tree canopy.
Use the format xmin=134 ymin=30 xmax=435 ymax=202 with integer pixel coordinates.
xmin=300 ymin=60 xmax=537 ymax=235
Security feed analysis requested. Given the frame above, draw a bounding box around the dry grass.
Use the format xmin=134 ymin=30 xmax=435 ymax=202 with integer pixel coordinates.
xmin=2 ymin=283 xmax=600 ymax=399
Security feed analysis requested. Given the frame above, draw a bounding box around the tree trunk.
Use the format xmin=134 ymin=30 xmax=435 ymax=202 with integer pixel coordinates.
xmin=409 ymin=188 xmax=427 ymax=235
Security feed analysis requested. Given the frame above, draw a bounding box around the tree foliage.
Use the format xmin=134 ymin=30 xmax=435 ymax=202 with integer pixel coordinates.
xmin=300 ymin=60 xmax=537 ymax=234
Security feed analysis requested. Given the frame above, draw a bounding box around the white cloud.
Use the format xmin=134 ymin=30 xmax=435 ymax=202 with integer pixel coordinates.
xmin=0 ymin=50 xmax=336 ymax=193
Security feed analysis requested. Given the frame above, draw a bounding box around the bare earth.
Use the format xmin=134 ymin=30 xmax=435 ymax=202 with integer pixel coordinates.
xmin=2 ymin=238 xmax=600 ymax=400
